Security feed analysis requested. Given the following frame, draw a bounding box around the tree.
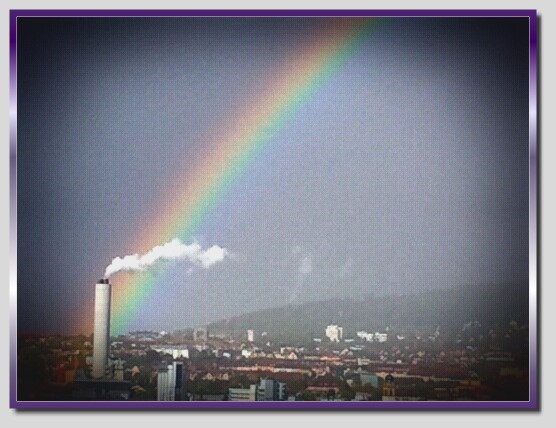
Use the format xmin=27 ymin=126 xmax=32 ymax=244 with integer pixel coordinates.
xmin=297 ymin=390 xmax=317 ymax=401
xmin=339 ymin=382 xmax=356 ymax=401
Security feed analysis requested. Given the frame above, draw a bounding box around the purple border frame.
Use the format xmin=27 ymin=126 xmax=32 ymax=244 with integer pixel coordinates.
xmin=9 ymin=9 xmax=538 ymax=410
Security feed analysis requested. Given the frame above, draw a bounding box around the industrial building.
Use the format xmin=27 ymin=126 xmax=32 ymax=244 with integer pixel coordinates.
xmin=257 ymin=378 xmax=286 ymax=401
xmin=228 ymin=384 xmax=258 ymax=401
xmin=228 ymin=379 xmax=286 ymax=401
xmin=92 ymin=279 xmax=111 ymax=378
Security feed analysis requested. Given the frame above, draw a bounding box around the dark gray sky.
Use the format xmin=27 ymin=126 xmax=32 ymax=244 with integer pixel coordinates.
xmin=17 ymin=17 xmax=530 ymax=334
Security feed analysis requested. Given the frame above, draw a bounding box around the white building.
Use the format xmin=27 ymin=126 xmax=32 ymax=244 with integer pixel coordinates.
xmin=356 ymin=331 xmax=387 ymax=343
xmin=247 ymin=329 xmax=255 ymax=343
xmin=357 ymin=331 xmax=374 ymax=342
xmin=375 ymin=332 xmax=388 ymax=343
xmin=325 ymin=325 xmax=343 ymax=342
xmin=228 ymin=384 xmax=257 ymax=401
xmin=151 ymin=346 xmax=189 ymax=359
xmin=157 ymin=361 xmax=186 ymax=401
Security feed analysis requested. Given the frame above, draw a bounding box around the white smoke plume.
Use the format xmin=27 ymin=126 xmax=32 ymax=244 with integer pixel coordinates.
xmin=104 ymin=238 xmax=228 ymax=278
xmin=298 ymin=256 xmax=313 ymax=275
xmin=289 ymin=253 xmax=313 ymax=304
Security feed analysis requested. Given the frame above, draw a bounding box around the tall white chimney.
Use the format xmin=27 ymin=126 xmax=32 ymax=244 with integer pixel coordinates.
xmin=92 ymin=278 xmax=111 ymax=378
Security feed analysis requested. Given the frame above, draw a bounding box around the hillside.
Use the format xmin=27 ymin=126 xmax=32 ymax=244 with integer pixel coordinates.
xmin=207 ymin=285 xmax=529 ymax=343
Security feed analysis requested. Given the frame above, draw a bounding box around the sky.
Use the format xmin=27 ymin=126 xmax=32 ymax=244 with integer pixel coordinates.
xmin=16 ymin=17 xmax=530 ymax=335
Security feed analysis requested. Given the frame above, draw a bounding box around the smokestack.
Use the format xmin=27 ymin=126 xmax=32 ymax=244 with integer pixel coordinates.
xmin=92 ymin=278 xmax=111 ymax=378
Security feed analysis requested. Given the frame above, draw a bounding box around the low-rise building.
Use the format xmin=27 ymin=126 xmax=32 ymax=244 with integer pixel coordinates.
xmin=228 ymin=384 xmax=257 ymax=401
xmin=257 ymin=378 xmax=286 ymax=401
xmin=325 ymin=325 xmax=343 ymax=342
xmin=228 ymin=379 xmax=286 ymax=401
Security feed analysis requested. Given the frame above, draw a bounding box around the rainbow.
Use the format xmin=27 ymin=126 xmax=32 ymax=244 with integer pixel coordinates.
xmin=103 ymin=18 xmax=374 ymax=334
